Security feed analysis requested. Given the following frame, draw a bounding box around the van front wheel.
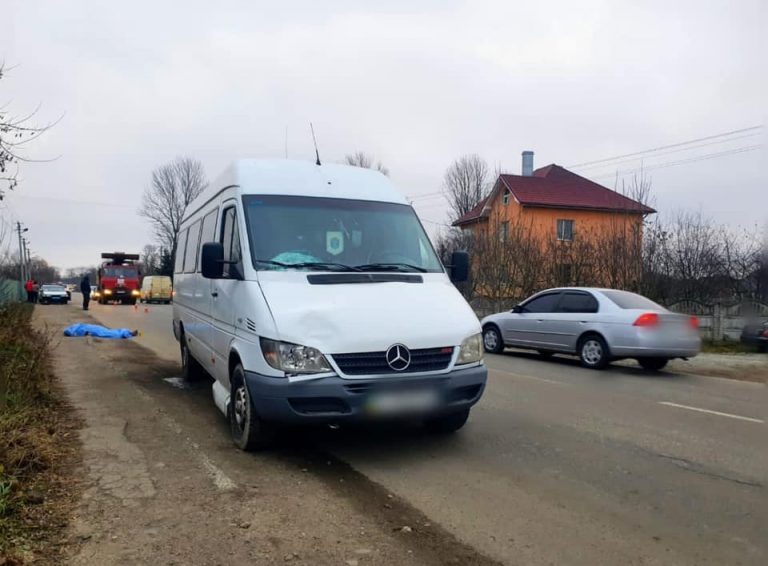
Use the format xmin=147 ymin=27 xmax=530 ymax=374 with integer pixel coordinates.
xmin=229 ymin=364 xmax=275 ymax=451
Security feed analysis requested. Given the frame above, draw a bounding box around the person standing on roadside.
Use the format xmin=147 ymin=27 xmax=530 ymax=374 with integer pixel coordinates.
xmin=80 ymin=275 xmax=92 ymax=311
xmin=31 ymin=280 xmax=40 ymax=303
xmin=25 ymin=279 xmax=34 ymax=303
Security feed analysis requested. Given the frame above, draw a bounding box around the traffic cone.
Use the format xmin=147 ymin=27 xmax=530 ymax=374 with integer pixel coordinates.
xmin=144 ymin=307 xmax=149 ymax=314
xmin=133 ymin=303 xmax=138 ymax=311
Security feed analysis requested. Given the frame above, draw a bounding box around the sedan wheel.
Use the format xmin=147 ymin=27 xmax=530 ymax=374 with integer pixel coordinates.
xmin=483 ymin=326 xmax=504 ymax=354
xmin=579 ymin=335 xmax=609 ymax=369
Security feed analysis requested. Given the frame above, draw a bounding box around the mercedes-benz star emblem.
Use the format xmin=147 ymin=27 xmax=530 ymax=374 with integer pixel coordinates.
xmin=386 ymin=344 xmax=411 ymax=371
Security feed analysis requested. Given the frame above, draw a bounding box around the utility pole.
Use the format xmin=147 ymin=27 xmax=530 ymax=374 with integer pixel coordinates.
xmin=16 ymin=222 xmax=29 ymax=299
xmin=22 ymin=237 xmax=30 ymax=282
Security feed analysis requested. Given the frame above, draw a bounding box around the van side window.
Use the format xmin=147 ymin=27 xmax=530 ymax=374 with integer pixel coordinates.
xmin=175 ymin=229 xmax=188 ymax=274
xmin=183 ymin=220 xmax=202 ymax=274
xmin=220 ymin=207 xmax=242 ymax=278
xmin=200 ymin=210 xmax=218 ymax=245
xmin=198 ymin=210 xmax=219 ymax=272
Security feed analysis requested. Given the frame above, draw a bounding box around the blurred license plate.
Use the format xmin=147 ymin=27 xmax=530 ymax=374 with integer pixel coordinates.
xmin=366 ymin=389 xmax=439 ymax=415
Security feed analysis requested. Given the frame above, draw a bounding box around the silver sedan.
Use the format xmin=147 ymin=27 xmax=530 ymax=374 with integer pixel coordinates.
xmin=480 ymin=288 xmax=701 ymax=370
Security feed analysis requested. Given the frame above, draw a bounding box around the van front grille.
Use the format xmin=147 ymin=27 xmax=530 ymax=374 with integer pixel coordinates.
xmin=331 ymin=347 xmax=454 ymax=376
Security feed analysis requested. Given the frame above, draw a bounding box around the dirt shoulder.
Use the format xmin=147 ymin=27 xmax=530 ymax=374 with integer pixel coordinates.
xmin=668 ymin=353 xmax=767 ymax=383
xmin=36 ymin=305 xmax=498 ymax=566
xmin=0 ymin=305 xmax=82 ymax=566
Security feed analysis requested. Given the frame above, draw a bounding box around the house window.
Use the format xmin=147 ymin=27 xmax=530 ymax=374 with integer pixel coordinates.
xmin=557 ymin=219 xmax=574 ymax=241
xmin=499 ymin=221 xmax=509 ymax=242
xmin=502 ymin=190 xmax=510 ymax=205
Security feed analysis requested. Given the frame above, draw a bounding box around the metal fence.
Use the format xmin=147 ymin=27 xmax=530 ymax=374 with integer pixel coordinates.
xmin=667 ymin=300 xmax=768 ymax=341
xmin=0 ymin=278 xmax=22 ymax=305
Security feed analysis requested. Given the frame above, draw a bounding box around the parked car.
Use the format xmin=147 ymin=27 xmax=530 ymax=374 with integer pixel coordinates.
xmin=39 ymin=284 xmax=70 ymax=305
xmin=173 ymin=159 xmax=486 ymax=451
xmin=481 ymin=288 xmax=701 ymax=371
xmin=740 ymin=320 xmax=768 ymax=352
xmin=140 ymin=275 xmax=173 ymax=304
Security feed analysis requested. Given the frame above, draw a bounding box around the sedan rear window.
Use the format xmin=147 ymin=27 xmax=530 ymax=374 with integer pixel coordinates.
xmin=601 ymin=290 xmax=663 ymax=310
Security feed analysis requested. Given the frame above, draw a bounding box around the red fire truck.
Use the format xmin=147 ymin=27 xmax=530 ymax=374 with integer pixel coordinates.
xmin=96 ymin=252 xmax=141 ymax=305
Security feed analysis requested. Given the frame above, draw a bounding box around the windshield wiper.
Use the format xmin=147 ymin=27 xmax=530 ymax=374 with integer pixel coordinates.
xmin=255 ymin=259 xmax=362 ymax=272
xmin=355 ymin=262 xmax=428 ymax=273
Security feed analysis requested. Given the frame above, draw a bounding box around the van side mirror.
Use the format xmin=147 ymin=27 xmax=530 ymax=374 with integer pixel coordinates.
xmin=449 ymin=251 xmax=469 ymax=283
xmin=201 ymin=242 xmax=225 ymax=279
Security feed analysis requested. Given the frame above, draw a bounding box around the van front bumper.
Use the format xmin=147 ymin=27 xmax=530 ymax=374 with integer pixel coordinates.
xmin=244 ymin=365 xmax=487 ymax=424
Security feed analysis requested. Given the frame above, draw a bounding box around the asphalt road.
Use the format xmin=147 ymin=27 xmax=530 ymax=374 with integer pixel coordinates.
xmin=69 ymin=298 xmax=767 ymax=565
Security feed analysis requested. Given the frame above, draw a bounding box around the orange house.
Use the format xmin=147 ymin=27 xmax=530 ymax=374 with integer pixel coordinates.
xmin=453 ymin=151 xmax=655 ymax=289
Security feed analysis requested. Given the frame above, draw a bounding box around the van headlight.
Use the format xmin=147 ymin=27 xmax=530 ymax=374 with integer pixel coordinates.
xmin=260 ymin=338 xmax=332 ymax=375
xmin=457 ymin=333 xmax=483 ymax=365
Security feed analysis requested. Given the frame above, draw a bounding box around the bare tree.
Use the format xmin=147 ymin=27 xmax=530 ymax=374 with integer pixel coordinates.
xmin=0 ymin=63 xmax=56 ymax=199
xmin=471 ymin=210 xmax=542 ymax=311
xmin=443 ymin=155 xmax=490 ymax=221
xmin=139 ymin=157 xmax=207 ymax=268
xmin=344 ymin=151 xmax=389 ymax=176
xmin=140 ymin=244 xmax=162 ymax=276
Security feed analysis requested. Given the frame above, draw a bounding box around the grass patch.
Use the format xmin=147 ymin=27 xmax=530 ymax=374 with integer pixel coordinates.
xmin=700 ymin=339 xmax=755 ymax=354
xmin=0 ymin=304 xmax=81 ymax=564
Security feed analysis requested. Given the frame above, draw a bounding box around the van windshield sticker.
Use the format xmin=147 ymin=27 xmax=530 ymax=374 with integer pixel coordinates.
xmin=326 ymin=231 xmax=344 ymax=255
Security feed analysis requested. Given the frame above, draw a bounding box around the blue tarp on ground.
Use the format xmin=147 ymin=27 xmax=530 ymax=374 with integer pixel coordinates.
xmin=63 ymin=323 xmax=135 ymax=339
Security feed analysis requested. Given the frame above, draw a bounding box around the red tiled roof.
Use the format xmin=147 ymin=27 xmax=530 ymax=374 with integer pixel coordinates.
xmin=452 ymin=195 xmax=490 ymax=225
xmin=453 ymin=164 xmax=655 ymax=226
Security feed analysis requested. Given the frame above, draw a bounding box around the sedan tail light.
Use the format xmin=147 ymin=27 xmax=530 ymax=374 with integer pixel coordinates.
xmin=689 ymin=316 xmax=699 ymax=329
xmin=762 ymin=329 xmax=768 ymax=338
xmin=633 ymin=313 xmax=660 ymax=327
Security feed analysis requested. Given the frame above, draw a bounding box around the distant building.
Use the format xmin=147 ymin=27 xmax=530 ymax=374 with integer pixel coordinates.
xmin=454 ymin=151 xmax=655 ymax=294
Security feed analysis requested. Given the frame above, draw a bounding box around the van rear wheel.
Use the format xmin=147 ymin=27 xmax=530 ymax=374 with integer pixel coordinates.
xmin=180 ymin=331 xmax=206 ymax=381
xmin=229 ymin=364 xmax=275 ymax=451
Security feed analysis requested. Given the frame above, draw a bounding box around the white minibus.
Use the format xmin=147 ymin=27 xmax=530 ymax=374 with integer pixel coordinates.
xmin=172 ymin=160 xmax=486 ymax=450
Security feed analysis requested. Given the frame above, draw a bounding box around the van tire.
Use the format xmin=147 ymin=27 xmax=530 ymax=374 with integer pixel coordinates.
xmin=180 ymin=331 xmax=206 ymax=381
xmin=425 ymin=408 xmax=470 ymax=434
xmin=229 ymin=364 xmax=275 ymax=451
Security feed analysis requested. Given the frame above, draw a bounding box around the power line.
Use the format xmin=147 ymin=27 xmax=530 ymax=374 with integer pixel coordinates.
xmin=588 ymin=144 xmax=763 ymax=181
xmin=408 ymin=190 xmax=443 ymax=201
xmin=11 ymin=194 xmax=135 ymax=209
xmin=573 ymin=133 xmax=762 ymax=172
xmin=568 ymin=125 xmax=763 ymax=168
xmin=419 ymin=217 xmax=452 ymax=228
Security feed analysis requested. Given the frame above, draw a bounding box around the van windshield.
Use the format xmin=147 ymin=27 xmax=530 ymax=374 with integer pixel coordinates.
xmin=242 ymin=195 xmax=443 ymax=273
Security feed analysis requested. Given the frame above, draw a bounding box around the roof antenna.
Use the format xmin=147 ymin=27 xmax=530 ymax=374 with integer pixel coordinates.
xmin=310 ymin=122 xmax=321 ymax=166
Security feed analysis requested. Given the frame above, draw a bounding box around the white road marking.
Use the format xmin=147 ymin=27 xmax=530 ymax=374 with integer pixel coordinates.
xmin=132 ymin=385 xmax=238 ymax=490
xmin=659 ymin=401 xmax=764 ymax=424
xmin=195 ymin=448 xmax=238 ymax=491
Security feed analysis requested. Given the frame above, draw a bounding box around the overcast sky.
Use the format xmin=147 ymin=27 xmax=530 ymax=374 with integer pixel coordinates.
xmin=1 ymin=0 xmax=765 ymax=270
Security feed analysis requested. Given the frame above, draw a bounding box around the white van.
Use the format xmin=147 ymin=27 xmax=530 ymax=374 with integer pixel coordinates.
xmin=172 ymin=160 xmax=486 ymax=450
